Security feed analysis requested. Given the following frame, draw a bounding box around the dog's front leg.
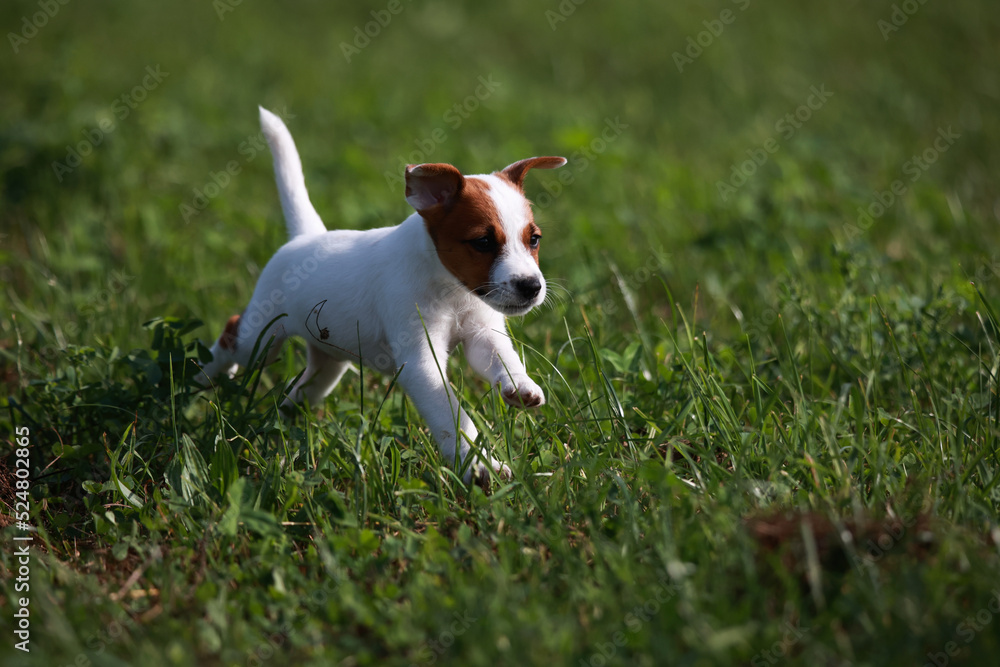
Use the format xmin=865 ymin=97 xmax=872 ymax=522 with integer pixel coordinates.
xmin=396 ymin=348 xmax=512 ymax=486
xmin=465 ymin=323 xmax=545 ymax=409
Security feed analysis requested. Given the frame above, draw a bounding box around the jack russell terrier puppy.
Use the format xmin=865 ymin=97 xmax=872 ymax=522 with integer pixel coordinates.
xmin=197 ymin=107 xmax=565 ymax=488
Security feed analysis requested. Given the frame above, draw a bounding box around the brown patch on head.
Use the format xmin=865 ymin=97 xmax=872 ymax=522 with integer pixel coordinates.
xmin=219 ymin=314 xmax=241 ymax=351
xmin=409 ymin=171 xmax=505 ymax=293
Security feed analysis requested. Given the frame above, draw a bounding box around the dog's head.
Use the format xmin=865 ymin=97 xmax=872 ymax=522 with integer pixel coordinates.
xmin=405 ymin=156 xmax=567 ymax=316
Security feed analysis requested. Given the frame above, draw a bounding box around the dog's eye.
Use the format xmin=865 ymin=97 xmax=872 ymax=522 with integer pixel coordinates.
xmin=529 ymin=234 xmax=542 ymax=249
xmin=466 ymin=235 xmax=497 ymax=253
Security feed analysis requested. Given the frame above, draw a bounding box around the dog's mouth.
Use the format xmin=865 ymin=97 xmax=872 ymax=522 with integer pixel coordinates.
xmin=494 ymin=301 xmax=536 ymax=316
xmin=474 ymin=287 xmax=542 ymax=317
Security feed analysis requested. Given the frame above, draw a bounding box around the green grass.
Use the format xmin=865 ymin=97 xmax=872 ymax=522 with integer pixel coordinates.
xmin=3 ymin=0 xmax=1000 ymax=664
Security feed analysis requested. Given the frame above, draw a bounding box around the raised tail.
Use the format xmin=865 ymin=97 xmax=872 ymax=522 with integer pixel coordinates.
xmin=259 ymin=107 xmax=327 ymax=239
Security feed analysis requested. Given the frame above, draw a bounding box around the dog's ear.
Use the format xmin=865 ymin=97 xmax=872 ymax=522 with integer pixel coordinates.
xmin=405 ymin=163 xmax=464 ymax=215
xmin=499 ymin=156 xmax=568 ymax=189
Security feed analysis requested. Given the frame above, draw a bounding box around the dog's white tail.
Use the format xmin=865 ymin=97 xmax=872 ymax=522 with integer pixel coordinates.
xmin=259 ymin=107 xmax=327 ymax=239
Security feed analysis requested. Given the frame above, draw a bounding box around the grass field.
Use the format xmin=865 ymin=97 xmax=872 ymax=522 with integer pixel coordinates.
xmin=3 ymin=0 xmax=1000 ymax=664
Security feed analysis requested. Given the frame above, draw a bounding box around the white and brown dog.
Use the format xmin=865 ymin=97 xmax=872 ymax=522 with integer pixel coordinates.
xmin=198 ymin=107 xmax=565 ymax=487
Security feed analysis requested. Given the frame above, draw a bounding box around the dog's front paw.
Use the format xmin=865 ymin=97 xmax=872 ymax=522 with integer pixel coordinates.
xmin=501 ymin=375 xmax=545 ymax=409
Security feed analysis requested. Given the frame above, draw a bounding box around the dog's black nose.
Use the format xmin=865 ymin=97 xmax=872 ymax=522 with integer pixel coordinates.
xmin=514 ymin=276 xmax=542 ymax=300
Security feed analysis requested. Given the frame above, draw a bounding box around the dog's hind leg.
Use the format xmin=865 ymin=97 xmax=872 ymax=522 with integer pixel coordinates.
xmin=281 ymin=345 xmax=349 ymax=410
xmin=196 ymin=314 xmax=242 ymax=385
xmin=197 ymin=313 xmax=288 ymax=386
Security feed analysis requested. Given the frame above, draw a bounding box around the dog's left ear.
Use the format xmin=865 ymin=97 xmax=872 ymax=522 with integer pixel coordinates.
xmin=405 ymin=163 xmax=464 ymax=216
xmin=499 ymin=156 xmax=568 ymax=189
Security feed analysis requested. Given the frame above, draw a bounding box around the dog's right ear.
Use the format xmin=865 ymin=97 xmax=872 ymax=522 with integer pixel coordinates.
xmin=405 ymin=163 xmax=464 ymax=216
xmin=500 ymin=156 xmax=567 ymax=189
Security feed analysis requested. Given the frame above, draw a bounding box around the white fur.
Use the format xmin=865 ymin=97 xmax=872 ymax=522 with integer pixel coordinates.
xmin=197 ymin=108 xmax=553 ymax=486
